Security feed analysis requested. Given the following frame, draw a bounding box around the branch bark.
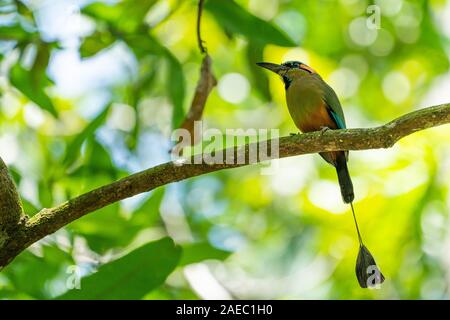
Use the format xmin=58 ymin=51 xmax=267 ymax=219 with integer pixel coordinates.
xmin=0 ymin=103 xmax=449 ymax=268
xmin=0 ymin=157 xmax=26 ymax=268
xmin=0 ymin=158 xmax=23 ymax=228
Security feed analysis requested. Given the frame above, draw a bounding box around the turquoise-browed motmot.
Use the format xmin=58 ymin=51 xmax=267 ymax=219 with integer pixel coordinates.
xmin=257 ymin=61 xmax=384 ymax=287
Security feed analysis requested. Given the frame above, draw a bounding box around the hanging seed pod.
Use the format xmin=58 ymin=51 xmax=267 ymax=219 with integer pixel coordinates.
xmin=355 ymin=244 xmax=385 ymax=288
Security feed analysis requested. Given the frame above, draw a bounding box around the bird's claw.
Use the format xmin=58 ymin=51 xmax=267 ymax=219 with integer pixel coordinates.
xmin=320 ymin=126 xmax=330 ymax=136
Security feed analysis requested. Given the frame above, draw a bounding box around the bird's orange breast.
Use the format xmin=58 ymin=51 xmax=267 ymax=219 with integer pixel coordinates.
xmin=285 ymin=77 xmax=338 ymax=134
xmin=297 ymin=101 xmax=338 ymax=133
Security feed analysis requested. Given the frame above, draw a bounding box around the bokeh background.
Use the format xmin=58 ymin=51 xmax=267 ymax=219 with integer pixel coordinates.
xmin=1 ymin=0 xmax=450 ymax=299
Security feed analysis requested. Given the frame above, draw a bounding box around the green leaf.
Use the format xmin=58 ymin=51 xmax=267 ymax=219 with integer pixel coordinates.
xmin=0 ymin=24 xmax=36 ymax=41
xmin=16 ymin=0 xmax=36 ymax=24
xmin=3 ymin=246 xmax=74 ymax=299
xmin=31 ymin=42 xmax=52 ymax=86
xmin=179 ymin=242 xmax=231 ymax=266
xmin=205 ymin=0 xmax=296 ymax=47
xmin=63 ymin=103 xmax=111 ymax=167
xmin=67 ymin=138 xmax=118 ymax=181
xmin=68 ymin=203 xmax=128 ymax=252
xmin=38 ymin=178 xmax=53 ymax=208
xmin=7 ymin=165 xmax=21 ymax=184
xmin=123 ymin=34 xmax=186 ymax=128
xmin=127 ymin=59 xmax=159 ymax=150
xmin=57 ymin=237 xmax=181 ymax=299
xmin=166 ymin=53 xmax=185 ymax=129
xmin=122 ymin=33 xmax=162 ymax=58
xmin=9 ymin=43 xmax=58 ymax=117
xmin=21 ymin=197 xmax=39 ymax=216
xmin=246 ymin=41 xmax=271 ymax=101
xmin=69 ymin=188 xmax=165 ymax=252
xmin=83 ymin=139 xmax=116 ymax=177
xmin=79 ymin=30 xmax=116 ymax=58
xmin=82 ymin=0 xmax=157 ymax=33
xmin=144 ymin=286 xmax=200 ymax=300
xmin=130 ymin=188 xmax=165 ymax=227
xmin=10 ymin=63 xmax=57 ymax=116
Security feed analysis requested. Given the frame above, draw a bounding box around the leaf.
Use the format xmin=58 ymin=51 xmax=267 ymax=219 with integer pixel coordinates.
xmin=0 ymin=24 xmax=36 ymax=41
xmin=144 ymin=286 xmax=200 ymax=300
xmin=67 ymin=137 xmax=118 ymax=181
xmin=79 ymin=30 xmax=116 ymax=58
xmin=38 ymin=178 xmax=53 ymax=208
xmin=205 ymin=0 xmax=296 ymax=47
xmin=31 ymin=42 xmax=51 ymax=86
xmin=9 ymin=43 xmax=58 ymax=117
xmin=57 ymin=237 xmax=181 ymax=299
xmin=82 ymin=0 xmax=157 ymax=33
xmin=21 ymin=197 xmax=39 ymax=216
xmin=68 ymin=203 xmax=128 ymax=252
xmin=130 ymin=188 xmax=165 ymax=227
xmin=246 ymin=42 xmax=271 ymax=101
xmin=127 ymin=59 xmax=159 ymax=150
xmin=84 ymin=139 xmax=116 ymax=177
xmin=63 ymin=103 xmax=111 ymax=167
xmin=69 ymin=188 xmax=165 ymax=252
xmin=120 ymin=33 xmax=185 ymax=128
xmin=3 ymin=246 xmax=74 ymax=299
xmin=122 ymin=34 xmax=161 ymax=58
xmin=166 ymin=53 xmax=186 ymax=129
xmin=16 ymin=0 xmax=36 ymax=24
xmin=10 ymin=63 xmax=57 ymax=116
xmin=179 ymin=242 xmax=231 ymax=266
xmin=7 ymin=165 xmax=21 ymax=184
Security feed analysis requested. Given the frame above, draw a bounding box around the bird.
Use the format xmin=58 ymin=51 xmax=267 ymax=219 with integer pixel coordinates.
xmin=257 ymin=61 xmax=384 ymax=287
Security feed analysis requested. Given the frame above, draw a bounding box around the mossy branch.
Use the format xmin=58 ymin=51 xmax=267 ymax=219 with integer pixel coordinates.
xmin=0 ymin=157 xmax=26 ymax=268
xmin=0 ymin=103 xmax=449 ymax=269
xmin=0 ymin=158 xmax=23 ymax=228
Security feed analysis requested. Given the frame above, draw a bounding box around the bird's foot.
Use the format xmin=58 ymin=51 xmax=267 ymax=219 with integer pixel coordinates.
xmin=320 ymin=126 xmax=330 ymax=136
xmin=290 ymin=132 xmax=300 ymax=137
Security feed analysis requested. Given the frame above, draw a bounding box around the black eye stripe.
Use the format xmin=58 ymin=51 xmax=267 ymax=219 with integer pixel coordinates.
xmin=282 ymin=61 xmax=302 ymax=69
xmin=282 ymin=61 xmax=313 ymax=74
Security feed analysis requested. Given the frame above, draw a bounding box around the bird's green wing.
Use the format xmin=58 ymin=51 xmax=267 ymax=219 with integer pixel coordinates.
xmin=322 ymin=82 xmax=346 ymax=129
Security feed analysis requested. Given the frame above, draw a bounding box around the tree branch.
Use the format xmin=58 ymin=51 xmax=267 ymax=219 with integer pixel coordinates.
xmin=0 ymin=103 xmax=449 ymax=268
xmin=0 ymin=158 xmax=23 ymax=229
xmin=196 ymin=0 xmax=207 ymax=54
xmin=0 ymin=157 xmax=26 ymax=268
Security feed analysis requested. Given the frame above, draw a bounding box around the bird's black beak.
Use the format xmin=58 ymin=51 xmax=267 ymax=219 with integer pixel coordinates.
xmin=256 ymin=62 xmax=287 ymax=75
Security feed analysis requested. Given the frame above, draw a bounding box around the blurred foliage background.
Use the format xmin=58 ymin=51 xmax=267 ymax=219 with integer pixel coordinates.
xmin=0 ymin=0 xmax=450 ymax=299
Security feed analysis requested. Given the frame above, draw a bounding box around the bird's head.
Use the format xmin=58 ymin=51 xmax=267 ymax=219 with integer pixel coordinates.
xmin=256 ymin=61 xmax=317 ymax=89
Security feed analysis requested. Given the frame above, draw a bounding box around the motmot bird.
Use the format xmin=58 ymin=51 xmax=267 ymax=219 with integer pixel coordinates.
xmin=257 ymin=61 xmax=354 ymax=204
xmin=257 ymin=61 xmax=384 ymax=287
